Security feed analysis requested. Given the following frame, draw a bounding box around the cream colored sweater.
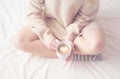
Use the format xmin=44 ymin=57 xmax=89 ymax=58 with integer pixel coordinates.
xmin=26 ymin=0 xmax=99 ymax=48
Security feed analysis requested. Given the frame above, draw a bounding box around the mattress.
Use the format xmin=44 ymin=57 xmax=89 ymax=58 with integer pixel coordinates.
xmin=0 ymin=0 xmax=120 ymax=79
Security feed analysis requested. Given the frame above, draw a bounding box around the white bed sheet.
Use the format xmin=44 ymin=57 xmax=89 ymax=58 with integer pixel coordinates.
xmin=0 ymin=0 xmax=120 ymax=79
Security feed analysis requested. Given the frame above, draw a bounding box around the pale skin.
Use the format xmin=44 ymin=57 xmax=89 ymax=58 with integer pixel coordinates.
xmin=13 ymin=25 xmax=105 ymax=60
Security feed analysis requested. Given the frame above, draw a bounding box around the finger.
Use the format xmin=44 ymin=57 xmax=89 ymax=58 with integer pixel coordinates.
xmin=69 ymin=42 xmax=75 ymax=52
xmin=55 ymin=39 xmax=60 ymax=44
xmin=66 ymin=52 xmax=74 ymax=61
xmin=53 ymin=44 xmax=58 ymax=50
xmin=65 ymin=42 xmax=75 ymax=61
xmin=53 ymin=41 xmax=57 ymax=47
xmin=66 ymin=48 xmax=75 ymax=61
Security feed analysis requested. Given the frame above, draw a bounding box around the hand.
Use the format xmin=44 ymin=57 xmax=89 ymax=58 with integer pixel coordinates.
xmin=49 ymin=39 xmax=59 ymax=51
xmin=66 ymin=41 xmax=75 ymax=61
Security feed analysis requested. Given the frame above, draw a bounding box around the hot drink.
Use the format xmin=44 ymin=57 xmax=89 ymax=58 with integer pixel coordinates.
xmin=56 ymin=40 xmax=72 ymax=60
xmin=58 ymin=44 xmax=70 ymax=55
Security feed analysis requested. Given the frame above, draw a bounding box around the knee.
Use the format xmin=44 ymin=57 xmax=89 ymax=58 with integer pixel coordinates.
xmin=88 ymin=41 xmax=105 ymax=55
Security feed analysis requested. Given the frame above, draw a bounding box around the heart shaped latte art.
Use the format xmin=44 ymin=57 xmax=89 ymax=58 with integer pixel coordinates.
xmin=59 ymin=45 xmax=70 ymax=54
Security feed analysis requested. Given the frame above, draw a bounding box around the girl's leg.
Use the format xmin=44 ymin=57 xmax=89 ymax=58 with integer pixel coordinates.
xmin=13 ymin=26 xmax=57 ymax=58
xmin=73 ymin=27 xmax=105 ymax=55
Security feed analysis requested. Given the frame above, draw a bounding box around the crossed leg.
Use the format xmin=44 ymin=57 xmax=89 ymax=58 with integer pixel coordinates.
xmin=13 ymin=26 xmax=57 ymax=58
xmin=74 ymin=26 xmax=105 ymax=55
xmin=13 ymin=25 xmax=105 ymax=57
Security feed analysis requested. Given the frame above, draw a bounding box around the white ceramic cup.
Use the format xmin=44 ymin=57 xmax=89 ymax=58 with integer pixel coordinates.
xmin=56 ymin=40 xmax=72 ymax=60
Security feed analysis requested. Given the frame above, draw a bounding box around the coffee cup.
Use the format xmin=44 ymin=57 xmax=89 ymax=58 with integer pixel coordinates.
xmin=56 ymin=40 xmax=72 ymax=60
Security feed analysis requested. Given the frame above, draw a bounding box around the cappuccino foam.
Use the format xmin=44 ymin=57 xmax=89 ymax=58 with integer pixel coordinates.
xmin=58 ymin=44 xmax=70 ymax=54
